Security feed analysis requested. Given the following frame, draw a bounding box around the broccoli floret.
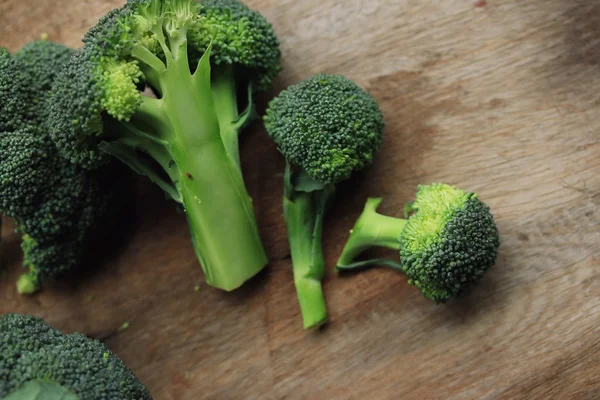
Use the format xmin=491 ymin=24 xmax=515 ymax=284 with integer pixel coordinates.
xmin=13 ymin=40 xmax=76 ymax=98
xmin=336 ymin=183 xmax=500 ymax=302
xmin=48 ymin=0 xmax=280 ymax=291
xmin=0 ymin=313 xmax=151 ymax=399
xmin=0 ymin=42 xmax=126 ymax=294
xmin=263 ymin=74 xmax=384 ymax=328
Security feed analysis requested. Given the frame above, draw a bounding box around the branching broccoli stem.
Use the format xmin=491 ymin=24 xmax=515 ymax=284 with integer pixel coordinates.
xmin=337 ymin=184 xmax=500 ymax=303
xmin=283 ymin=165 xmax=334 ymax=328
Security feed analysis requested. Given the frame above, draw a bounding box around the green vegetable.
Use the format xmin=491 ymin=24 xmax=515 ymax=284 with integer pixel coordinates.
xmin=0 ymin=40 xmax=127 ymax=294
xmin=264 ymin=74 xmax=385 ymax=328
xmin=337 ymin=183 xmax=500 ymax=302
xmin=48 ymin=0 xmax=281 ymax=291
xmin=0 ymin=313 xmax=151 ymax=399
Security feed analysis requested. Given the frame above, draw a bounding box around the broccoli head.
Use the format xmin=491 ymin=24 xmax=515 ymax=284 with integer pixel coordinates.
xmin=264 ymin=73 xmax=384 ymax=184
xmin=263 ymin=74 xmax=385 ymax=328
xmin=0 ymin=313 xmax=151 ymax=399
xmin=337 ymin=183 xmax=500 ymax=303
xmin=0 ymin=41 xmax=127 ymax=294
xmin=47 ymin=0 xmax=279 ymax=291
xmin=13 ymin=40 xmax=76 ymax=98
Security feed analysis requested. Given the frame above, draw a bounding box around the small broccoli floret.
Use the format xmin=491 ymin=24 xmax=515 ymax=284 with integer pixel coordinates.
xmin=0 ymin=313 xmax=151 ymax=399
xmin=0 ymin=42 xmax=127 ymax=294
xmin=337 ymin=183 xmax=500 ymax=303
xmin=48 ymin=0 xmax=279 ymax=291
xmin=264 ymin=74 xmax=384 ymax=328
xmin=13 ymin=39 xmax=76 ymax=98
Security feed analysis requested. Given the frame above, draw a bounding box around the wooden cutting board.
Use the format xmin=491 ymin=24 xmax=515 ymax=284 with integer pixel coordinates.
xmin=1 ymin=1 xmax=599 ymax=399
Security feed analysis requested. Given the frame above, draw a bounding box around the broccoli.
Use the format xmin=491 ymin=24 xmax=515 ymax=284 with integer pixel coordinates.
xmin=47 ymin=0 xmax=281 ymax=291
xmin=0 ymin=313 xmax=151 ymax=399
xmin=336 ymin=184 xmax=500 ymax=302
xmin=264 ymin=74 xmax=384 ymax=328
xmin=0 ymin=40 xmax=126 ymax=294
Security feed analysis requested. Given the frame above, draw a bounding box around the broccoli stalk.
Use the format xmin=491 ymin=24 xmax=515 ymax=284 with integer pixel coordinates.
xmin=337 ymin=184 xmax=500 ymax=303
xmin=264 ymin=74 xmax=385 ymax=328
xmin=49 ymin=0 xmax=281 ymax=291
xmin=210 ymin=64 xmax=255 ymax=170
xmin=283 ymin=166 xmax=335 ymax=328
xmin=336 ymin=198 xmax=405 ymax=267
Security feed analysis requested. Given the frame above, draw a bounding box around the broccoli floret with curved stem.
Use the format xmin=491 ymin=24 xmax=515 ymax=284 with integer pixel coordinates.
xmin=0 ymin=41 xmax=127 ymax=294
xmin=264 ymin=74 xmax=384 ymax=328
xmin=0 ymin=313 xmax=151 ymax=399
xmin=48 ymin=0 xmax=281 ymax=291
xmin=337 ymin=183 xmax=500 ymax=302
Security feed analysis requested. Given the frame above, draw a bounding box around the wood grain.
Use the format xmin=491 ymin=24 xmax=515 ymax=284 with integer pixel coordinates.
xmin=1 ymin=1 xmax=600 ymax=399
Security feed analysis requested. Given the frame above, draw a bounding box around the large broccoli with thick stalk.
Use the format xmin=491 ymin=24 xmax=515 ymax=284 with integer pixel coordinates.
xmin=337 ymin=183 xmax=500 ymax=302
xmin=264 ymin=74 xmax=385 ymax=328
xmin=48 ymin=0 xmax=281 ymax=291
xmin=0 ymin=313 xmax=151 ymax=399
xmin=0 ymin=40 xmax=127 ymax=295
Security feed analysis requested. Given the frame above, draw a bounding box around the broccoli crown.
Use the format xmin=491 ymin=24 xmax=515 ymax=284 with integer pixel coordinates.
xmin=264 ymin=74 xmax=384 ymax=184
xmin=0 ymin=313 xmax=151 ymax=399
xmin=47 ymin=47 xmax=115 ymax=168
xmin=190 ymin=0 xmax=281 ymax=91
xmin=0 ymin=42 xmax=126 ymax=291
xmin=13 ymin=40 xmax=75 ymax=100
xmin=400 ymin=183 xmax=499 ymax=302
xmin=0 ymin=47 xmax=33 ymax=131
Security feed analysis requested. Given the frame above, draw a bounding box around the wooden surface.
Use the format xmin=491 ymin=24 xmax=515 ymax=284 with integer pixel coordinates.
xmin=1 ymin=1 xmax=600 ymax=399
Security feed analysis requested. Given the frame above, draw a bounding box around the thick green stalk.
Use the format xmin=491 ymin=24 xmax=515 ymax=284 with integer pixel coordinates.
xmin=150 ymin=43 xmax=267 ymax=291
xmin=284 ymin=190 xmax=329 ymax=329
xmin=337 ymin=198 xmax=407 ymax=267
xmin=16 ymin=274 xmax=38 ymax=295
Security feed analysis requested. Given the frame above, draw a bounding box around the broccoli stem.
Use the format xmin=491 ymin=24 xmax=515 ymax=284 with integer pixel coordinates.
xmin=123 ymin=41 xmax=267 ymax=291
xmin=284 ymin=188 xmax=332 ymax=329
xmin=336 ymin=198 xmax=406 ymax=267
xmin=211 ymin=64 xmax=242 ymax=170
xmin=16 ymin=273 xmax=38 ymax=295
